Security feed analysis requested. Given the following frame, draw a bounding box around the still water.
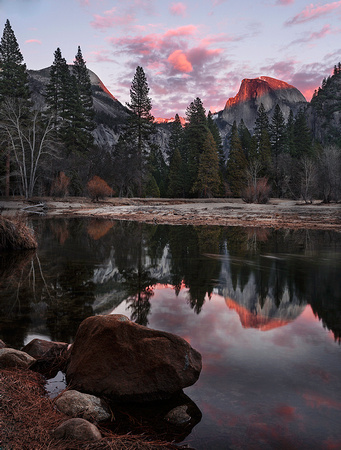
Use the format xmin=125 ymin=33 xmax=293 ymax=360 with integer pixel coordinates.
xmin=0 ymin=218 xmax=341 ymax=449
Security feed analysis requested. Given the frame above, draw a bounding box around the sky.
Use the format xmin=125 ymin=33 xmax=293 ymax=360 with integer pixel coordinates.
xmin=1 ymin=0 xmax=340 ymax=118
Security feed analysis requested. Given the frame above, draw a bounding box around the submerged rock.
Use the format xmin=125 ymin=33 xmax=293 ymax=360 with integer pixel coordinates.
xmin=66 ymin=314 xmax=202 ymax=402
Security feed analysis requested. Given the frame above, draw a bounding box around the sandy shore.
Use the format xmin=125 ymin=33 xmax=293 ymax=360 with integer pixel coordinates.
xmin=1 ymin=197 xmax=340 ymax=231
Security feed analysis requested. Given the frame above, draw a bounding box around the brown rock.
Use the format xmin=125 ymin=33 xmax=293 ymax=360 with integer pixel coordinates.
xmin=66 ymin=314 xmax=202 ymax=402
xmin=0 ymin=339 xmax=6 ymax=349
xmin=0 ymin=348 xmax=35 ymax=369
xmin=55 ymin=390 xmax=111 ymax=422
xmin=51 ymin=418 xmax=102 ymax=442
xmin=25 ymin=339 xmax=71 ymax=377
xmin=22 ymin=338 xmax=68 ymax=359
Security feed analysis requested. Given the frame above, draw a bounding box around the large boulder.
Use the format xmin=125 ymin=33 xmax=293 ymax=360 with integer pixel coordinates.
xmin=66 ymin=314 xmax=202 ymax=402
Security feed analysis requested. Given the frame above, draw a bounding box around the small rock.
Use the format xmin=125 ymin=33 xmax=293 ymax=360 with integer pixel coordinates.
xmin=51 ymin=418 xmax=102 ymax=442
xmin=0 ymin=348 xmax=35 ymax=369
xmin=165 ymin=405 xmax=192 ymax=426
xmin=0 ymin=339 xmax=6 ymax=349
xmin=55 ymin=390 xmax=111 ymax=422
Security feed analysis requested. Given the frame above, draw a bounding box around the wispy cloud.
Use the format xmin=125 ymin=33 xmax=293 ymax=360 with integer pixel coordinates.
xmin=276 ymin=0 xmax=294 ymax=5
xmin=289 ymin=24 xmax=338 ymax=45
xmin=25 ymin=39 xmax=42 ymax=44
xmin=90 ymin=7 xmax=135 ymax=30
xmin=285 ymin=1 xmax=341 ymax=26
xmin=170 ymin=2 xmax=187 ymax=17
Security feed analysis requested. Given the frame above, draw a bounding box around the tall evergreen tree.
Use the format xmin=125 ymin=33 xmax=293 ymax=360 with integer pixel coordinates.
xmin=270 ymin=104 xmax=287 ymax=196
xmin=184 ymin=97 xmax=208 ymax=195
xmin=0 ymin=19 xmax=30 ymax=101
xmin=167 ymin=148 xmax=184 ymax=198
xmin=0 ymin=19 xmax=31 ymax=196
xmin=167 ymin=113 xmax=183 ymax=163
xmin=72 ymin=46 xmax=95 ymax=143
xmin=254 ymin=103 xmax=271 ymax=176
xmin=226 ymin=121 xmax=248 ymax=197
xmin=192 ymin=131 xmax=220 ymax=197
xmin=126 ymin=66 xmax=155 ymax=197
xmin=238 ymin=119 xmax=252 ymax=159
xmin=293 ymin=108 xmax=313 ymax=158
xmin=286 ymin=109 xmax=295 ymax=155
xmin=45 ymin=47 xmax=73 ymax=127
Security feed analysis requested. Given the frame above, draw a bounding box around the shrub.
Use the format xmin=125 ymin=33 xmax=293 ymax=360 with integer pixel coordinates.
xmin=0 ymin=215 xmax=37 ymax=250
xmin=87 ymin=176 xmax=113 ymax=201
xmin=242 ymin=178 xmax=271 ymax=204
xmin=50 ymin=172 xmax=70 ymax=197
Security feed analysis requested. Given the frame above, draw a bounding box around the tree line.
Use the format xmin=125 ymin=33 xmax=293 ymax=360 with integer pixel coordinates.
xmin=0 ymin=19 xmax=340 ymax=202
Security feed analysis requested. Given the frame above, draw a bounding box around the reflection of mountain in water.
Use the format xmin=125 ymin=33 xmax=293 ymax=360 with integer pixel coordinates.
xmin=217 ymin=253 xmax=306 ymax=330
xmin=92 ymin=245 xmax=171 ymax=314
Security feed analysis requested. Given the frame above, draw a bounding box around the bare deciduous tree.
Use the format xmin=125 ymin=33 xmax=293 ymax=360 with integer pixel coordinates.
xmin=318 ymin=146 xmax=341 ymax=203
xmin=299 ymin=155 xmax=317 ymax=203
xmin=0 ymin=98 xmax=58 ymax=198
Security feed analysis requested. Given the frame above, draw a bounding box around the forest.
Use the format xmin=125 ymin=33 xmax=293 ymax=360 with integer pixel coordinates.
xmin=0 ymin=19 xmax=340 ymax=203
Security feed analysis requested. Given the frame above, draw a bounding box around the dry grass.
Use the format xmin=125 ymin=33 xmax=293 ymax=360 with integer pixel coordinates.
xmin=0 ymin=368 xmax=182 ymax=449
xmin=0 ymin=215 xmax=37 ymax=250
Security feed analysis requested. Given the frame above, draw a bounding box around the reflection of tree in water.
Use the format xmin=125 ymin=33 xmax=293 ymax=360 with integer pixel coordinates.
xmin=2 ymin=217 xmax=340 ymax=346
xmin=122 ymin=268 xmax=156 ymax=326
xmin=0 ymin=250 xmax=37 ymax=348
xmin=168 ymin=226 xmax=222 ymax=314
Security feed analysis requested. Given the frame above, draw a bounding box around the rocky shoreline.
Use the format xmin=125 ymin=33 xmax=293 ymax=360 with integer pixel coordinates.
xmin=0 ymin=316 xmax=201 ymax=449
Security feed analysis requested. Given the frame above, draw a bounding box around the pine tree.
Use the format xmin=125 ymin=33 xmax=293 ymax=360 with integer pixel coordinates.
xmin=192 ymin=131 xmax=221 ymax=197
xmin=167 ymin=113 xmax=183 ymax=163
xmin=293 ymin=108 xmax=313 ymax=158
xmin=238 ymin=119 xmax=252 ymax=159
xmin=270 ymin=104 xmax=287 ymax=196
xmin=0 ymin=19 xmax=31 ymax=196
xmin=72 ymin=46 xmax=95 ymax=146
xmin=126 ymin=66 xmax=155 ymax=197
xmin=0 ymin=19 xmax=30 ymax=101
xmin=167 ymin=148 xmax=184 ymax=197
xmin=184 ymin=97 xmax=208 ymax=195
xmin=226 ymin=121 xmax=248 ymax=197
xmin=286 ymin=109 xmax=295 ymax=156
xmin=45 ymin=48 xmax=73 ymax=127
xmin=254 ymin=103 xmax=271 ymax=176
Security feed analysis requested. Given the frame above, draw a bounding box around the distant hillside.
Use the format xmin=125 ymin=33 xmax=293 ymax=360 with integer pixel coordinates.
xmin=307 ymin=67 xmax=341 ymax=147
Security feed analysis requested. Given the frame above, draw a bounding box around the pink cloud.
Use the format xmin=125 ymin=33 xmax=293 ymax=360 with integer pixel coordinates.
xmin=170 ymin=2 xmax=187 ymax=17
xmin=168 ymin=50 xmax=193 ymax=72
xmin=286 ymin=1 xmax=341 ymax=26
xmin=289 ymin=24 xmax=337 ymax=45
xmin=277 ymin=0 xmax=294 ymax=5
xmin=25 ymin=39 xmax=42 ymax=45
xmin=164 ymin=25 xmax=198 ymax=38
xmin=91 ymin=8 xmax=135 ymax=30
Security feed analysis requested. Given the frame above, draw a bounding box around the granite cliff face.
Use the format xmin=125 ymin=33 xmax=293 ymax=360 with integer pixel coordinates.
xmin=215 ymin=76 xmax=307 ymax=150
xmin=28 ymin=67 xmax=129 ymax=148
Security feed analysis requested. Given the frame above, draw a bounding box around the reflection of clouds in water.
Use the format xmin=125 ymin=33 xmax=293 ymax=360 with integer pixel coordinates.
xmin=111 ymin=285 xmax=341 ymax=450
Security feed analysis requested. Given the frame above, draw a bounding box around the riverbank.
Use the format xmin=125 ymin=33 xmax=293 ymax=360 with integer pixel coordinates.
xmin=1 ymin=197 xmax=341 ymax=231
